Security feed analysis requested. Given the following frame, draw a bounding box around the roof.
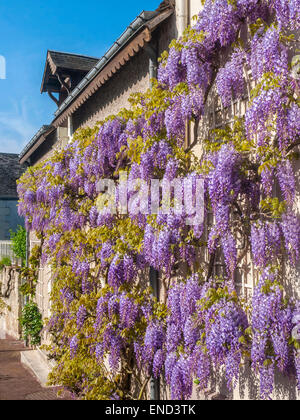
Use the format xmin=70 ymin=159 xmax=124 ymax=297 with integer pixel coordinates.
xmin=20 ymin=0 xmax=175 ymax=164
xmin=41 ymin=51 xmax=99 ymax=93
xmin=47 ymin=51 xmax=99 ymax=73
xmin=52 ymin=3 xmax=174 ymax=126
xmin=19 ymin=125 xmax=54 ymax=164
xmin=0 ymin=153 xmax=26 ymax=197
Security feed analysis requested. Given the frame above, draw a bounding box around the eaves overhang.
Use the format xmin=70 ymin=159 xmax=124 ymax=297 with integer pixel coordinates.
xmin=52 ymin=7 xmax=174 ymax=128
xmin=19 ymin=125 xmax=55 ymax=164
xmin=19 ymin=1 xmax=174 ymax=164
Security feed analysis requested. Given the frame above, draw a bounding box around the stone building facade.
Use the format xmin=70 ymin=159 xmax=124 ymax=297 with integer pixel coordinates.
xmin=16 ymin=0 xmax=300 ymax=400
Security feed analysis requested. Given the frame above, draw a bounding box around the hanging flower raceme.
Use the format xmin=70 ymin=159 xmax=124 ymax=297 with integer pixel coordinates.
xmin=197 ymin=282 xmax=249 ymax=390
xmin=250 ymin=26 xmax=289 ymax=81
xmin=163 ymin=277 xmax=249 ymax=398
xmin=163 ymin=278 xmax=202 ymax=400
xmin=195 ymin=0 xmax=242 ymax=48
xmin=281 ymin=211 xmax=300 ymax=264
xmin=277 ymin=160 xmax=296 ymax=206
xmin=217 ymin=49 xmax=246 ymax=107
xmin=251 ymin=269 xmax=295 ymax=400
xmin=107 ymin=254 xmax=135 ymax=289
xmin=251 ymin=221 xmax=282 ymax=268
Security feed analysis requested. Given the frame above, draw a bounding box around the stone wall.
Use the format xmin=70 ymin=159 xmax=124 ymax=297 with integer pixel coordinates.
xmin=73 ymin=49 xmax=150 ymax=131
xmin=31 ymin=126 xmax=69 ymax=166
xmin=0 ymin=266 xmax=22 ymax=339
xmin=72 ymin=16 xmax=177 ymax=132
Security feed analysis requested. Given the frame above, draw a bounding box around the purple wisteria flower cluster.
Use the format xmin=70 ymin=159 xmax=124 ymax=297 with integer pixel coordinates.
xmin=17 ymin=0 xmax=300 ymax=401
xmin=251 ymin=269 xmax=295 ymax=399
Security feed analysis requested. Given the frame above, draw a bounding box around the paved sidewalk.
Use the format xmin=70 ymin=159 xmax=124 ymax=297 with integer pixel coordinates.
xmin=0 ymin=335 xmax=70 ymax=400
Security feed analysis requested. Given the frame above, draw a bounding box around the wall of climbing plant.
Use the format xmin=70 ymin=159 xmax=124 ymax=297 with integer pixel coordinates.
xmin=17 ymin=0 xmax=300 ymax=400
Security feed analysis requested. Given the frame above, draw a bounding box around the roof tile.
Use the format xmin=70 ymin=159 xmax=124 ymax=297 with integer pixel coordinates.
xmin=0 ymin=153 xmax=27 ymax=197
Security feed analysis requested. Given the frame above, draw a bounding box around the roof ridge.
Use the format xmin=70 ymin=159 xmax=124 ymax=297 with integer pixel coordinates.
xmin=48 ymin=50 xmax=100 ymax=60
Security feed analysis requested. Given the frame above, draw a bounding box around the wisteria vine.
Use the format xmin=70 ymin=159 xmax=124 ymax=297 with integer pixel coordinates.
xmin=18 ymin=0 xmax=300 ymax=400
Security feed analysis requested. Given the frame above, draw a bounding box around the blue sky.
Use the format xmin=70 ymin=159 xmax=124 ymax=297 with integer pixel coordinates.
xmin=0 ymin=0 xmax=160 ymax=154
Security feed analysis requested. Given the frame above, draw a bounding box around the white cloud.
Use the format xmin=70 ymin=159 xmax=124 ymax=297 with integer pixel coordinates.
xmin=0 ymin=98 xmax=39 ymax=154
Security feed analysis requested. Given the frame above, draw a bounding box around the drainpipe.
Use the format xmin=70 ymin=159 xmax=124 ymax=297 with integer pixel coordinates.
xmin=177 ymin=0 xmax=191 ymax=148
xmin=176 ymin=0 xmax=189 ymax=37
xmin=68 ymin=115 xmax=73 ymax=143
xmin=146 ymin=42 xmax=160 ymax=401
xmin=145 ymin=43 xmax=158 ymax=85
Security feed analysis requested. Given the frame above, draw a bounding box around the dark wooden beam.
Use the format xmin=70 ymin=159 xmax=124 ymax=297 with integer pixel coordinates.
xmin=47 ymin=90 xmax=59 ymax=106
xmin=56 ymin=72 xmax=71 ymax=95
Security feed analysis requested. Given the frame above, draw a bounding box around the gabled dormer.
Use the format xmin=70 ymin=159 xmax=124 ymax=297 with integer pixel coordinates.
xmin=41 ymin=50 xmax=99 ymax=106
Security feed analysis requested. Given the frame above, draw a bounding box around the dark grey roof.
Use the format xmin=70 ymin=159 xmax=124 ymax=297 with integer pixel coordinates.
xmin=0 ymin=153 xmax=27 ymax=198
xmin=19 ymin=125 xmax=53 ymax=162
xmin=41 ymin=51 xmax=100 ymax=94
xmin=54 ymin=9 xmax=160 ymax=118
xmin=48 ymin=51 xmax=99 ymax=73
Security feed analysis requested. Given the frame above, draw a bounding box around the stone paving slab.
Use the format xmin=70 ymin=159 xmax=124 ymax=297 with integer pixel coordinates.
xmin=0 ymin=334 xmax=71 ymax=400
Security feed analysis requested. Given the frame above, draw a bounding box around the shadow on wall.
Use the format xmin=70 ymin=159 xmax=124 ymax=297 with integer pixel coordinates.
xmin=212 ymin=363 xmax=298 ymax=400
